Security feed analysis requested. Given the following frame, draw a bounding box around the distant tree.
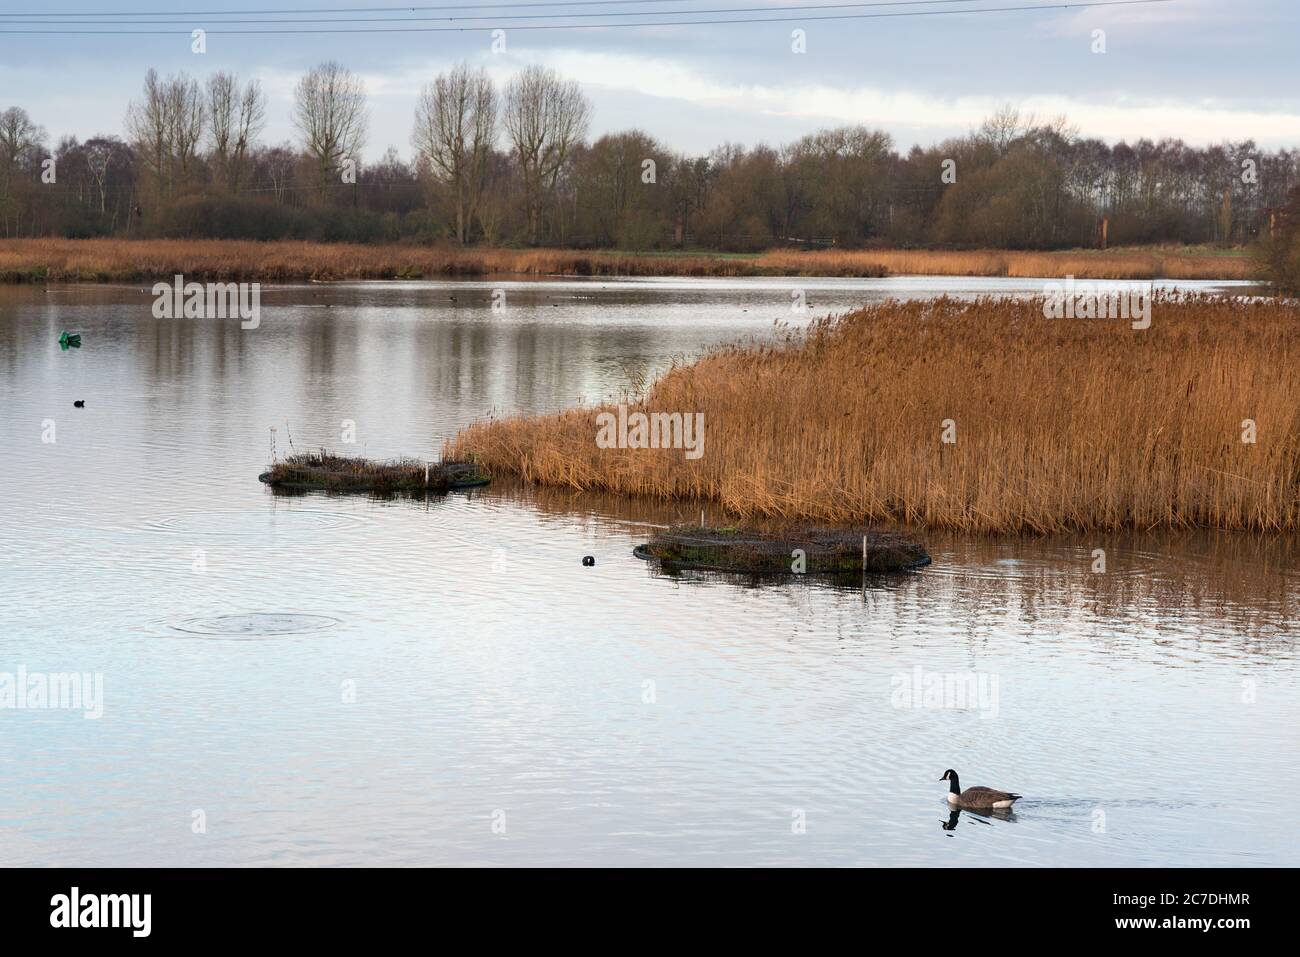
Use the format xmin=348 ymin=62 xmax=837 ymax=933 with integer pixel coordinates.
xmin=207 ymin=72 xmax=266 ymax=192
xmin=0 ymin=106 xmax=46 ymax=235
xmin=126 ymin=69 xmax=203 ymax=200
xmin=49 ymin=134 xmax=135 ymax=234
xmin=412 ymin=63 xmax=497 ymax=245
xmin=246 ymin=143 xmax=298 ymax=205
xmin=474 ymin=150 xmax=522 ymax=245
xmin=1260 ymin=185 xmax=1300 ymax=294
xmin=793 ymin=126 xmax=893 ymax=243
xmin=669 ymin=155 xmax=712 ymax=245
xmin=0 ymin=106 xmax=45 ymax=176
xmin=168 ymin=75 xmax=204 ymax=185
xmin=503 ymin=66 xmax=590 ymax=244
xmin=364 ymin=146 xmax=421 ymax=217
xmin=573 ymin=130 xmax=672 ymax=248
xmin=978 ymin=105 xmax=1033 ymax=156
xmin=294 ymin=61 xmax=368 ymax=193
xmin=83 ymin=138 xmax=127 ymax=215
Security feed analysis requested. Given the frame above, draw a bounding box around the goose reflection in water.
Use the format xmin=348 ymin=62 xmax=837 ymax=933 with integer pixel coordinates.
xmin=943 ymin=806 xmax=1018 ymax=832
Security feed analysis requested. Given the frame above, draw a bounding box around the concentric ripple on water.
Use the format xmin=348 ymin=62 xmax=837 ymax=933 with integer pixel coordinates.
xmin=168 ymin=612 xmax=341 ymax=638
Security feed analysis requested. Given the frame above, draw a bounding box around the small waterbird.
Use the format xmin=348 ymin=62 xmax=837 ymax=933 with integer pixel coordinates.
xmin=940 ymin=769 xmax=1021 ymax=809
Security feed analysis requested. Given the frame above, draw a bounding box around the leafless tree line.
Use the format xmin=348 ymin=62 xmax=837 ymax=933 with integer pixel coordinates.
xmin=413 ymin=63 xmax=589 ymax=245
xmin=1 ymin=66 xmax=1296 ymax=250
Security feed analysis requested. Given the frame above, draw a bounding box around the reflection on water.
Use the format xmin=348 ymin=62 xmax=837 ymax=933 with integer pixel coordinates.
xmin=502 ymin=478 xmax=1299 ymax=653
xmin=944 ymin=806 xmax=1015 ymax=831
xmin=0 ymin=278 xmax=1295 ymax=867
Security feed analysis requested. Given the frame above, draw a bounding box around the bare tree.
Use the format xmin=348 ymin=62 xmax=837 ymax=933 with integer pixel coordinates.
xmin=254 ymin=143 xmax=297 ymax=205
xmin=293 ymin=61 xmax=367 ymax=192
xmin=0 ymin=106 xmax=46 ymax=235
xmin=126 ymin=69 xmax=203 ymax=198
xmin=978 ymin=105 xmax=1033 ymax=156
xmin=168 ymin=75 xmax=204 ymax=182
xmin=232 ymin=79 xmax=267 ymax=192
xmin=503 ymin=66 xmax=590 ymax=244
xmin=84 ymin=139 xmax=117 ymax=215
xmin=207 ymin=73 xmax=266 ymax=191
xmin=412 ymin=63 xmax=497 ymax=245
xmin=126 ymin=70 xmax=169 ymax=194
xmin=0 ymin=106 xmax=45 ymax=174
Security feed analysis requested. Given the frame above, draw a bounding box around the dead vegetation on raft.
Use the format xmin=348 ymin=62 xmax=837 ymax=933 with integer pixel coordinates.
xmin=260 ymin=452 xmax=488 ymax=493
xmin=447 ymin=294 xmax=1300 ymax=535
xmin=637 ymin=524 xmax=930 ymax=574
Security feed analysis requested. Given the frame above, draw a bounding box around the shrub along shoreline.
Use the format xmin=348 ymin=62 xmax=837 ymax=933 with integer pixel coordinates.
xmin=0 ymin=238 xmax=1256 ymax=284
xmin=446 ymin=295 xmax=1300 ymax=535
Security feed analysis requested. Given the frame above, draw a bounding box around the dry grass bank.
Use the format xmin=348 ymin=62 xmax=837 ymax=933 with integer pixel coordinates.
xmin=0 ymin=237 xmax=1253 ymax=283
xmin=447 ymin=295 xmax=1300 ymax=534
xmin=757 ymin=247 xmax=1255 ymax=281
xmin=0 ymin=238 xmax=866 ymax=282
xmin=0 ymin=238 xmax=678 ymax=282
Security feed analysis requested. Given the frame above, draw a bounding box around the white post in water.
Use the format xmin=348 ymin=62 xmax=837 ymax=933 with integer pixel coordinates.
xmin=862 ymin=534 xmax=868 ymax=601
xmin=270 ymin=427 xmax=277 ymax=463
xmin=701 ymin=509 xmax=705 ymax=528
xmin=425 ymin=463 xmax=430 ymax=486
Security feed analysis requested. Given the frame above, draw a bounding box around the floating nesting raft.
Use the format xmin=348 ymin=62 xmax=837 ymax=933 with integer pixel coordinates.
xmin=258 ymin=453 xmax=490 ymax=493
xmin=634 ymin=524 xmax=930 ymax=575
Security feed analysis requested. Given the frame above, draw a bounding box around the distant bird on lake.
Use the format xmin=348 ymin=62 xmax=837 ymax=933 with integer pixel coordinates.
xmin=73 ymin=400 xmax=85 ymax=408
xmin=940 ymin=769 xmax=1021 ymax=809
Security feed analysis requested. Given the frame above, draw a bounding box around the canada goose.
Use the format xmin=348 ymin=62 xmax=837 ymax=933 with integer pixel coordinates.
xmin=940 ymin=769 xmax=1021 ymax=809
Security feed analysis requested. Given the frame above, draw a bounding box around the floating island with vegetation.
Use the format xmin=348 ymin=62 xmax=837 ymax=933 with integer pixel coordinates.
xmin=259 ymin=452 xmax=490 ymax=493
xmin=634 ymin=524 xmax=931 ymax=576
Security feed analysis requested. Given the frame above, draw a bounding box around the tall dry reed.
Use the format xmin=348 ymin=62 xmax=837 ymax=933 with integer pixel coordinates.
xmin=756 ymin=247 xmax=1255 ymax=281
xmin=0 ymin=238 xmax=1253 ymax=283
xmin=447 ymin=295 xmax=1300 ymax=534
xmin=0 ymin=238 xmax=868 ymax=282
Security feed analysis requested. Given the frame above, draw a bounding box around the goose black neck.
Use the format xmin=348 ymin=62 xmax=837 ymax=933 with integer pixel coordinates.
xmin=948 ymin=773 xmax=961 ymax=795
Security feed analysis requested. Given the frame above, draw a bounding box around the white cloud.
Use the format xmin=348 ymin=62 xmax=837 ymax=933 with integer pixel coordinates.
xmin=1046 ymin=0 xmax=1228 ymax=34
xmin=492 ymin=46 xmax=1300 ymax=147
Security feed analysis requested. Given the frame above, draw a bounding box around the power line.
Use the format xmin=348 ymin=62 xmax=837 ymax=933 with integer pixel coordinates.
xmin=0 ymin=1 xmax=1000 ymax=26
xmin=0 ymin=0 xmax=778 ymax=15
xmin=0 ymin=0 xmax=1179 ymax=34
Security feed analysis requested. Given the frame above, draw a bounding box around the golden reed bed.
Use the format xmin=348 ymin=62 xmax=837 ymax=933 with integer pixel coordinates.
xmin=755 ymin=247 xmax=1254 ymax=281
xmin=447 ymin=295 xmax=1300 ymax=534
xmin=0 ymin=238 xmax=1254 ymax=283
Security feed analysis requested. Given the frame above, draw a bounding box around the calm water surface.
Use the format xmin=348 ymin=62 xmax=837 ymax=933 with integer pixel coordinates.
xmin=0 ymin=276 xmax=1294 ymax=867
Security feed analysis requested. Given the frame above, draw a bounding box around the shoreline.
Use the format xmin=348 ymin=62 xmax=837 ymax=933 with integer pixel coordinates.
xmin=0 ymin=238 xmax=1257 ymax=284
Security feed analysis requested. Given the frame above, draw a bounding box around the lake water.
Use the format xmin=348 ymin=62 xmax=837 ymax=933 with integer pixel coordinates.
xmin=1 ymin=275 xmax=1295 ymax=867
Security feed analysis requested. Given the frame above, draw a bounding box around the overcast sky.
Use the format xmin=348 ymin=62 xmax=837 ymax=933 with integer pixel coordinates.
xmin=0 ymin=0 xmax=1296 ymax=159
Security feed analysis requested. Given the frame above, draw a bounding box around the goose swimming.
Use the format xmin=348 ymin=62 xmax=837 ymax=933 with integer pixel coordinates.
xmin=940 ymin=769 xmax=1021 ymax=809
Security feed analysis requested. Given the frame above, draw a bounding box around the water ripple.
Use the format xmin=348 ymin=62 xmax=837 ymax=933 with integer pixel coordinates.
xmin=165 ymin=612 xmax=343 ymax=639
